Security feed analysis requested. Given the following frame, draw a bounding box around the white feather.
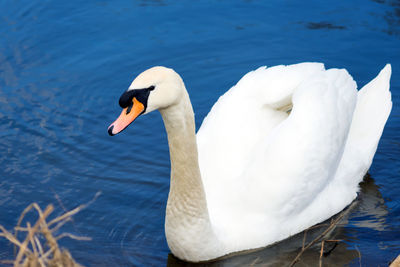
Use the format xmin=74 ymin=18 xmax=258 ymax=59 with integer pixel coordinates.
xmin=197 ymin=63 xmax=392 ymax=254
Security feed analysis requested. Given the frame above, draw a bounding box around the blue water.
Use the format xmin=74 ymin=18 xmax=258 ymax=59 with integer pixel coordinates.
xmin=0 ymin=0 xmax=399 ymax=266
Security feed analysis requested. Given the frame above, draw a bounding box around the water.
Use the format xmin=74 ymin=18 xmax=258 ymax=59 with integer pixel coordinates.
xmin=0 ymin=0 xmax=399 ymax=266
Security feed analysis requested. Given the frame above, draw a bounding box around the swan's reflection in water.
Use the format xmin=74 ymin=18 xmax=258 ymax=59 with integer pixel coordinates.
xmin=167 ymin=175 xmax=388 ymax=266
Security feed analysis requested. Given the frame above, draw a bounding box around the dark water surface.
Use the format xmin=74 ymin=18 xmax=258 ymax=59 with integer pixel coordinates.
xmin=1 ymin=0 xmax=399 ymax=266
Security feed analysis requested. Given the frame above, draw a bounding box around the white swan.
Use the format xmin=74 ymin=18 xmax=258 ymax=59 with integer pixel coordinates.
xmin=107 ymin=63 xmax=392 ymax=262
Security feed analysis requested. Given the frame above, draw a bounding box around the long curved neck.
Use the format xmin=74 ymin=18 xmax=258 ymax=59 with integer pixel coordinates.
xmin=159 ymin=88 xmax=222 ymax=261
xmin=160 ymin=90 xmax=208 ymax=218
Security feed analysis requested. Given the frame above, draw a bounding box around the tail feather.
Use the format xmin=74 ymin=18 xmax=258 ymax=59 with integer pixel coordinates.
xmin=335 ymin=64 xmax=392 ymax=187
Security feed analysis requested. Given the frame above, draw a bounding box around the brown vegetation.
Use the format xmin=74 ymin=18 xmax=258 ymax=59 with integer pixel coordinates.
xmin=0 ymin=198 xmax=96 ymax=267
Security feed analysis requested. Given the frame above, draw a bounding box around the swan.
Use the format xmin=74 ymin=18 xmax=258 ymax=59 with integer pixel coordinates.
xmin=107 ymin=63 xmax=392 ymax=262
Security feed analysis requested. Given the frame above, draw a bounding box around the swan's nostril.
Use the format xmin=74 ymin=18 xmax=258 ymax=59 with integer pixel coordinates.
xmin=126 ymin=103 xmax=133 ymax=115
xmin=108 ymin=125 xmax=115 ymax=136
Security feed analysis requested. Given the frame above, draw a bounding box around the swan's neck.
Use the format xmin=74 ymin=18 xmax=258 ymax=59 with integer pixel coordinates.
xmin=160 ymin=91 xmax=207 ymax=219
xmin=159 ymin=89 xmax=222 ymax=261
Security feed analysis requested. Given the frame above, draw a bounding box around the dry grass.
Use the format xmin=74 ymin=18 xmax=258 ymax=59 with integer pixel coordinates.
xmin=288 ymin=211 xmax=346 ymax=267
xmin=288 ymin=200 xmax=364 ymax=267
xmin=0 ymin=193 xmax=99 ymax=267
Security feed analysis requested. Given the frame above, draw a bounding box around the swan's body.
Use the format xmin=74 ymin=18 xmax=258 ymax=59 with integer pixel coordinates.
xmin=108 ymin=63 xmax=392 ymax=262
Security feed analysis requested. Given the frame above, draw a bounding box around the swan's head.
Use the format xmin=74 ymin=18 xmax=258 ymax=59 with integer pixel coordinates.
xmin=108 ymin=66 xmax=184 ymax=136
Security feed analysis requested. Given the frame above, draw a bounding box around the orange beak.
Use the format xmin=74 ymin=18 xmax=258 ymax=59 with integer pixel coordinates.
xmin=108 ymin=97 xmax=145 ymax=136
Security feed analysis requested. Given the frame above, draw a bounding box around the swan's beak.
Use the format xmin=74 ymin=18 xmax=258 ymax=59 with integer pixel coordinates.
xmin=108 ymin=97 xmax=145 ymax=136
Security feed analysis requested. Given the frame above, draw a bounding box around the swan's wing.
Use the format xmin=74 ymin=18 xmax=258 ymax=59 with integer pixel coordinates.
xmin=199 ymin=66 xmax=359 ymax=248
xmin=243 ymin=68 xmax=357 ymax=218
xmin=197 ymin=63 xmax=325 ymax=194
xmin=241 ymin=68 xmax=358 ymax=248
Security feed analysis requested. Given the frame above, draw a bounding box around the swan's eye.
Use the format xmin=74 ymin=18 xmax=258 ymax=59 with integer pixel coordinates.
xmin=119 ymin=86 xmax=155 ymax=109
xmin=118 ymin=86 xmax=155 ymax=113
